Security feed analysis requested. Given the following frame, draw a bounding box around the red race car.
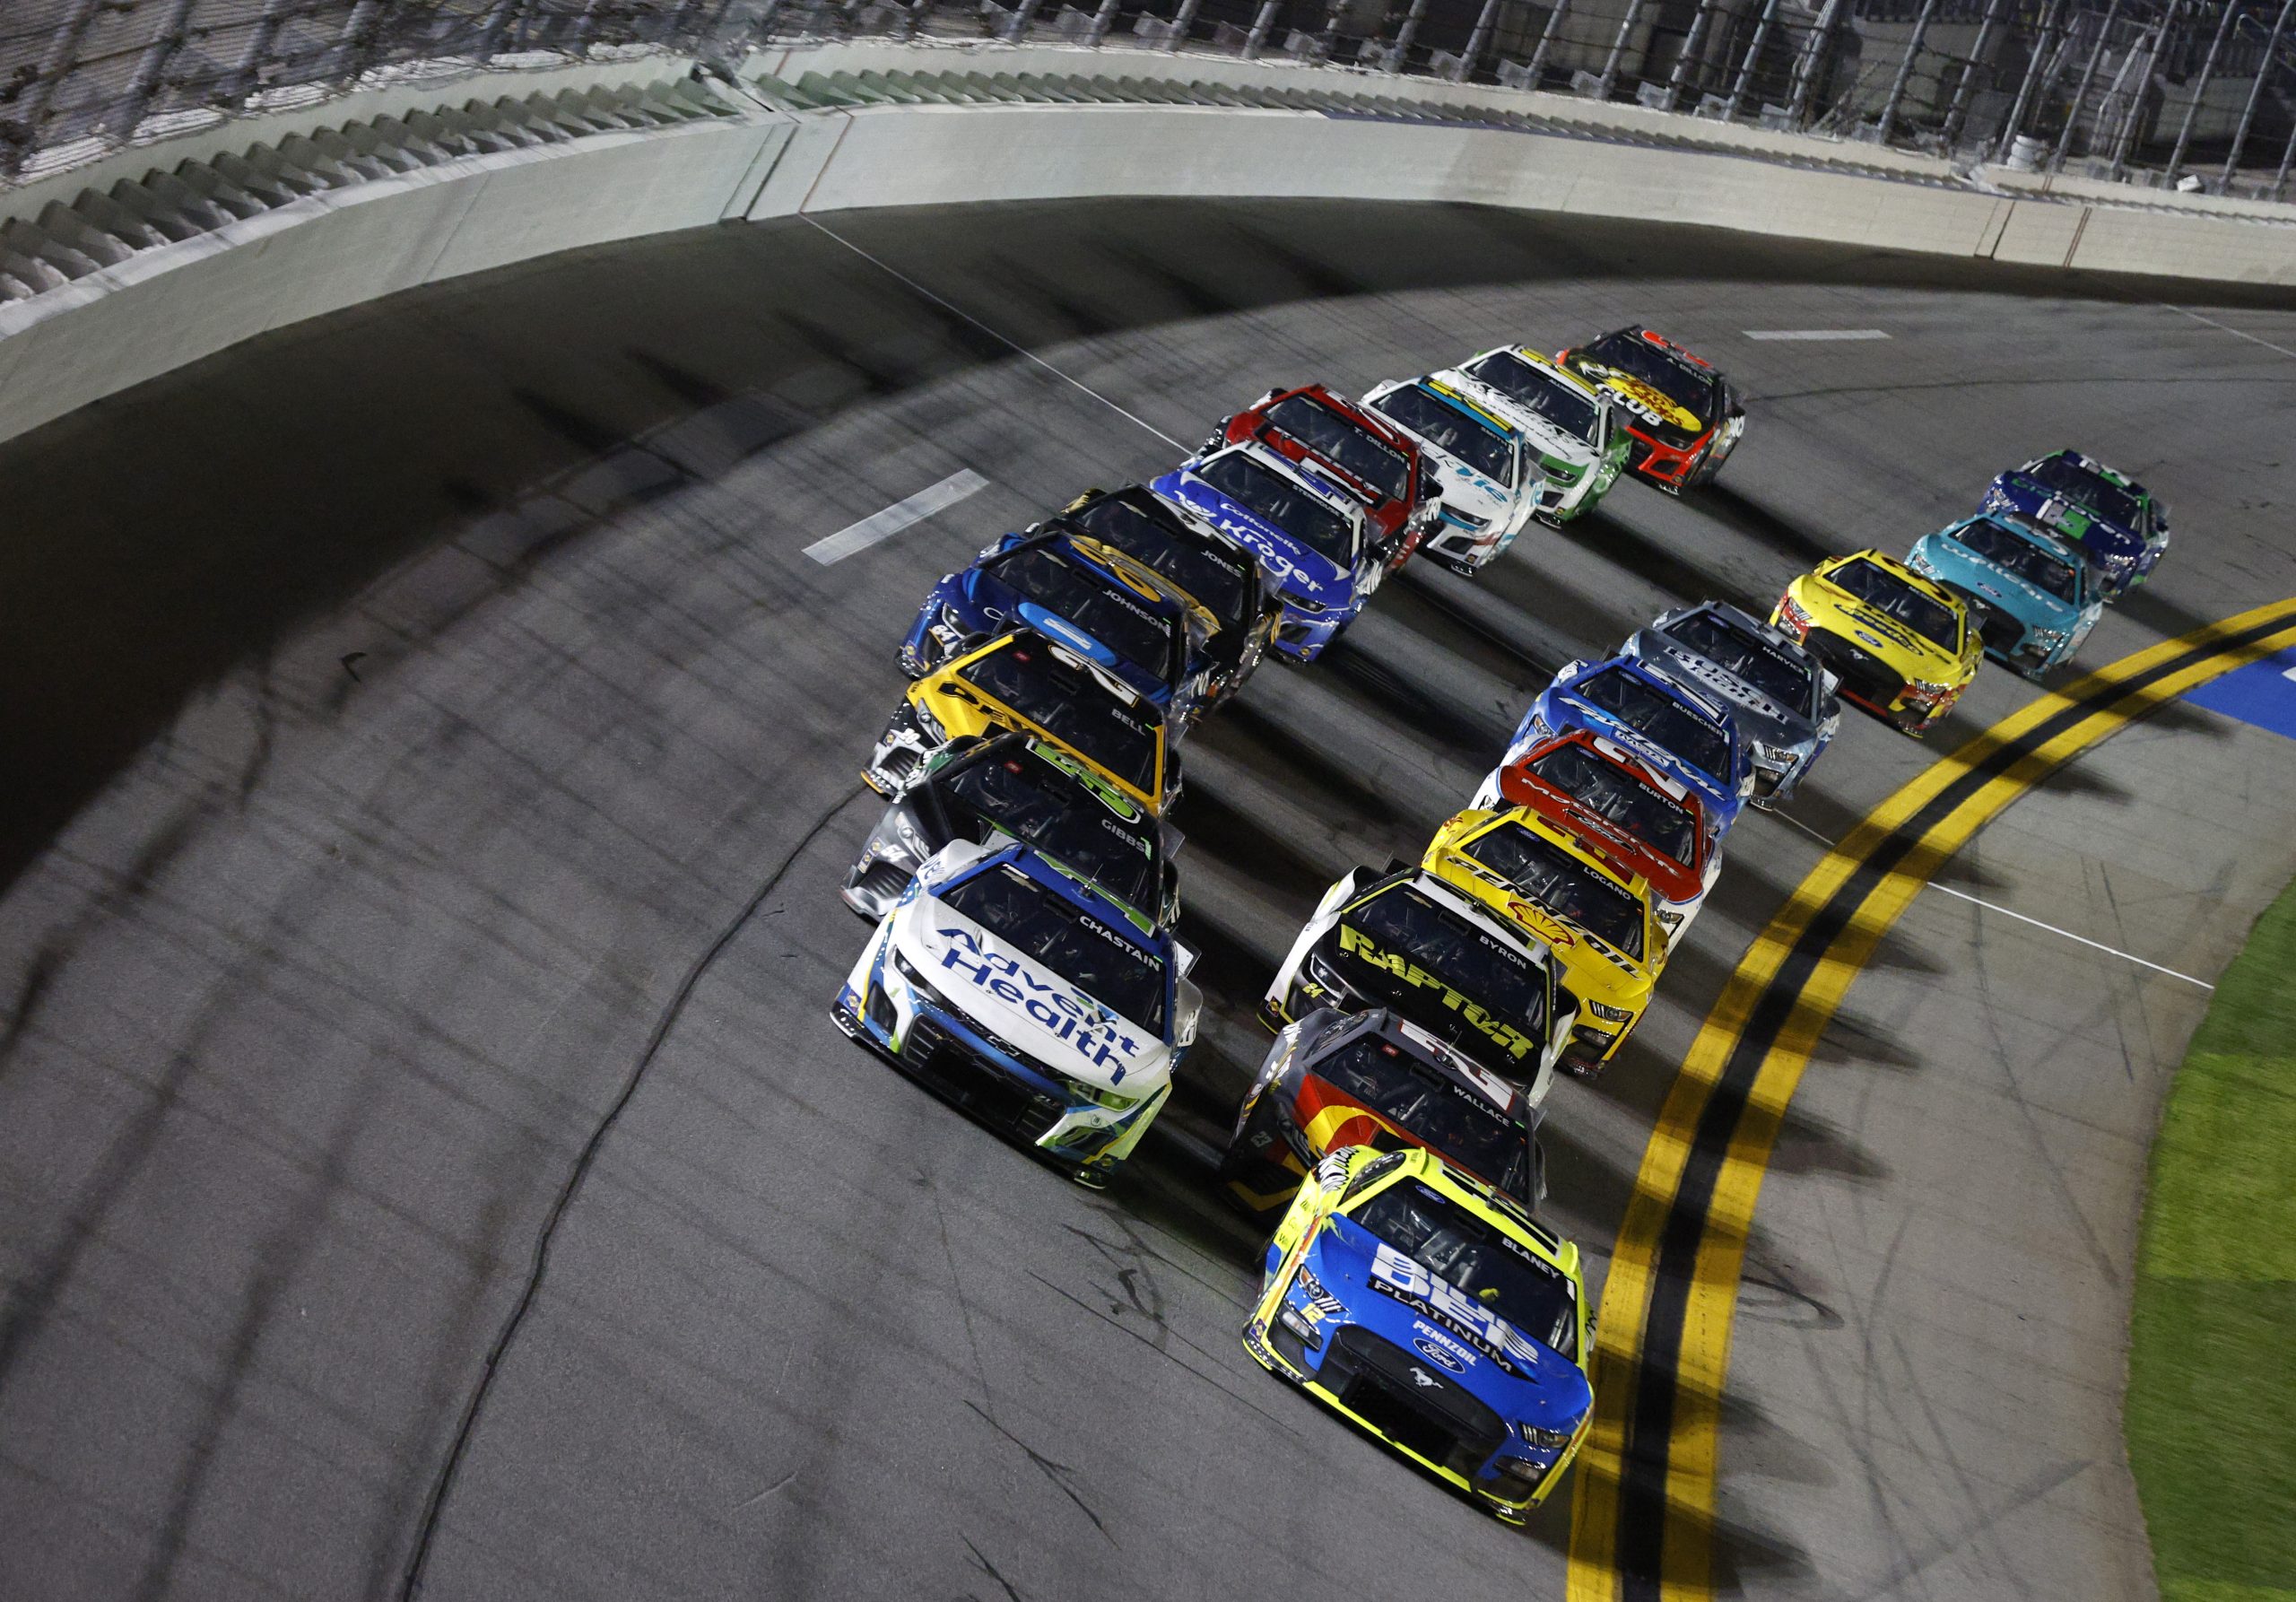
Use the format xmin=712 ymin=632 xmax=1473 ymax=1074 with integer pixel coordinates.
xmin=1205 ymin=383 xmax=1439 ymax=572
xmin=1555 ymin=327 xmax=1744 ymax=494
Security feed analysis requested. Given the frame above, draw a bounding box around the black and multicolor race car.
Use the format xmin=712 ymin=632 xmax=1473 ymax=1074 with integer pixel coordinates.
xmin=1557 ymin=326 xmax=1744 ymax=493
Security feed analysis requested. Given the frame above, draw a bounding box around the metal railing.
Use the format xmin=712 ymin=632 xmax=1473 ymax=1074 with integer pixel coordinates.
xmin=7 ymin=0 xmax=2296 ymax=196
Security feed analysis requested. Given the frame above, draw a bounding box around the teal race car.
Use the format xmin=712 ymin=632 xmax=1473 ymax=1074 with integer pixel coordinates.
xmin=1905 ymin=512 xmax=2102 ymax=678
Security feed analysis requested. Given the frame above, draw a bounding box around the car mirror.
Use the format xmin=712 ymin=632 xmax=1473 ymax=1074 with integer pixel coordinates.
xmin=1175 ymin=978 xmax=1205 ymax=1048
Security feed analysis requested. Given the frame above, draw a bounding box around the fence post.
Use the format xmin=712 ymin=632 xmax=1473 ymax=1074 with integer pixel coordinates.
xmin=1453 ymin=0 xmax=1506 ymax=80
xmin=1993 ymin=0 xmax=2066 ymax=159
xmin=2222 ymin=0 xmax=2295 ymax=182
xmin=1243 ymin=0 xmax=1283 ymax=56
xmin=1596 ymin=0 xmax=1652 ymax=95
xmin=2167 ymin=0 xmax=2240 ymax=183
xmin=1525 ymin=0 xmax=1576 ymax=82
xmin=2108 ymin=4 xmax=2173 ymax=173
xmin=1874 ymin=0 xmax=1942 ymax=142
xmin=1004 ymin=0 xmax=1044 ymax=40
xmin=1723 ymin=0 xmax=1783 ymax=116
xmin=2051 ymin=0 xmax=2124 ymax=166
xmin=476 ymin=0 xmax=527 ymax=62
xmin=111 ymin=0 xmax=206 ymax=138
xmin=7 ymin=0 xmax=111 ymax=171
xmin=1086 ymin=0 xmax=1124 ymax=44
xmin=2272 ymin=100 xmax=2296 ymax=189
xmin=1665 ymin=0 xmax=1724 ymax=107
xmin=1787 ymin=0 xmax=1846 ymax=122
xmin=1939 ymin=0 xmax=2007 ymax=139
xmin=1165 ymin=0 xmax=1204 ymax=48
xmin=1387 ymin=0 xmax=1433 ymax=66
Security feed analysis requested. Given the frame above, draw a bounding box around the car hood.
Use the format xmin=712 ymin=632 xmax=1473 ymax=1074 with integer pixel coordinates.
xmin=1309 ymin=922 xmax=1546 ymax=1083
xmin=1429 ymin=453 xmax=1511 ymax=521
xmin=1623 ymin=631 xmax=1813 ymax=749
xmin=1988 ymin=475 xmax=2142 ymax=561
xmin=1804 ymin=579 xmax=1966 ymax=673
xmin=1544 ymin=689 xmax=1737 ymax=823
xmin=892 ymin=895 xmax=1172 ymax=1094
xmin=960 ymin=571 xmax=1171 ymax=696
xmin=1309 ymin=1220 xmax=1590 ymax=1432
xmin=1912 ymin=535 xmax=2081 ymax=627
xmin=1578 ymin=368 xmax=1709 ymax=433
xmin=1151 ymin=469 xmax=1355 ymax=605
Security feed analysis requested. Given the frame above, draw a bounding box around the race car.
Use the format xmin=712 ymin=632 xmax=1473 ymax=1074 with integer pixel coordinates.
xmin=1219 ymin=1006 xmax=1541 ymax=1218
xmin=841 ymin=730 xmax=1177 ymax=928
xmin=1421 ymin=804 xmax=1665 ymax=1078
xmin=1556 ymin=326 xmax=1744 ymax=493
xmin=1442 ymin=345 xmax=1629 ymax=525
xmin=1152 ymin=442 xmax=1378 ymax=663
xmin=1048 ymin=484 xmax=1283 ymax=712
xmin=863 ymin=629 xmax=1176 ymax=815
xmin=1360 ymin=376 xmax=1544 ymax=575
xmin=1204 ymin=383 xmax=1439 ymax=574
xmin=833 ymin=837 xmax=1201 ymax=1188
xmin=1478 ymin=727 xmax=1717 ymax=937
xmin=1263 ymin=865 xmax=1570 ymax=1103
xmin=1907 ymin=512 xmax=2103 ymax=678
xmin=1622 ymin=600 xmax=1839 ymax=807
xmin=1979 ymin=449 xmax=2169 ymax=596
xmin=1244 ymin=1145 xmax=1595 ymax=1522
xmin=1477 ymin=657 xmax=1753 ymax=846
xmin=900 ymin=526 xmax=1210 ymax=724
xmin=1772 ymin=552 xmax=1981 ymax=738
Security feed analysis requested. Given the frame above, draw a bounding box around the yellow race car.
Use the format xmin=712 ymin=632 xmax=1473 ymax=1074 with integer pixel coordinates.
xmin=862 ymin=629 xmax=1175 ymax=815
xmin=1243 ymin=1145 xmax=1594 ymax=1522
xmin=1421 ymin=802 xmax=1665 ymax=1079
xmin=1771 ymin=550 xmax=1980 ymax=737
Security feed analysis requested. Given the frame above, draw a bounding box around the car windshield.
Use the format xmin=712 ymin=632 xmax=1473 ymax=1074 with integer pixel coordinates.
xmin=1525 ymin=743 xmax=1699 ymax=866
xmin=1195 ymin=451 xmax=1358 ymax=565
xmin=941 ymin=861 xmax=1166 ymax=1030
xmin=1570 ymin=666 xmax=1733 ymax=783
xmin=1954 ymin=520 xmax=2082 ymax=601
xmin=1584 ymin=331 xmax=1719 ymax=420
xmin=1333 ymin=883 xmax=1546 ymax=1069
xmin=957 ymin=642 xmax=1162 ymax=797
xmin=941 ymin=747 xmax=1161 ymax=914
xmin=1462 ymin=353 xmax=1601 ymax=442
xmin=1827 ymin=559 xmax=1962 ymax=650
xmin=1461 ymin=820 xmax=1644 ymax=957
xmin=985 ymin=545 xmax=1183 ymax=681
xmin=2024 ymin=455 xmax=2146 ymax=530
xmin=1349 ymin=1180 xmax=1578 ymax=1360
xmin=1309 ymin=1033 xmax=1526 ymax=1195
xmin=1065 ymin=494 xmax=1255 ymax=633
xmin=1369 ymin=385 xmax=1517 ymax=486
xmin=1263 ymin=394 xmax=1413 ymax=503
xmin=1666 ymin=611 xmax=1816 ymax=710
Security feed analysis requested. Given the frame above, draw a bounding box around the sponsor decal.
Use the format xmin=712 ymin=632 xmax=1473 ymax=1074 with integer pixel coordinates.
xmin=1335 ymin=925 xmax=1538 ymax=1062
xmin=932 ymin=924 xmax=1146 ymax=1075
xmin=1410 ymin=1367 xmax=1441 ymax=1389
xmin=1170 ymin=483 xmax=1345 ymax=598
xmin=1413 ymin=1327 xmax=1474 ymax=1372
xmin=1369 ymin=1242 xmax=1546 ymax=1378
xmin=1026 ymin=741 xmax=1147 ymax=823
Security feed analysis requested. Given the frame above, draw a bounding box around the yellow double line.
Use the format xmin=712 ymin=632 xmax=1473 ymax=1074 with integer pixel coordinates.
xmin=1566 ymin=596 xmax=2296 ymax=1601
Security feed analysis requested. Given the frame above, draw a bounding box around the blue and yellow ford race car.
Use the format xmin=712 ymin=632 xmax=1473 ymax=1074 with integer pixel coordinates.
xmin=1979 ymin=448 xmax=2170 ymax=596
xmin=900 ymin=527 xmax=1209 ymax=723
xmin=1245 ymin=1145 xmax=1594 ymax=1522
xmin=1152 ymin=440 xmax=1378 ymax=663
xmin=1481 ymin=656 xmax=1752 ymax=845
xmin=1906 ymin=513 xmax=2102 ymax=677
xmin=834 ymin=837 xmax=1201 ymax=1188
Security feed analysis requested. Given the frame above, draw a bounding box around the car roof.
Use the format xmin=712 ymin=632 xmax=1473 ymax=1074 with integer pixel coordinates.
xmin=1370 ymin=1147 xmax=1569 ymax=1264
xmin=936 ymin=840 xmax=1170 ymax=956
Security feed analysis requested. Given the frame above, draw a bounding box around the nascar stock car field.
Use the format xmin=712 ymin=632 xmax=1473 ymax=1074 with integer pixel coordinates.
xmin=5 ymin=197 xmax=2295 ymax=1602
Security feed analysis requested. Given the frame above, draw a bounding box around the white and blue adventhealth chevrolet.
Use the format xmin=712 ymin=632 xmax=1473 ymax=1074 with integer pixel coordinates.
xmin=834 ymin=838 xmax=1201 ymax=1188
xmin=1361 ymin=375 xmax=1544 ymax=573
xmin=1152 ymin=440 xmax=1378 ymax=663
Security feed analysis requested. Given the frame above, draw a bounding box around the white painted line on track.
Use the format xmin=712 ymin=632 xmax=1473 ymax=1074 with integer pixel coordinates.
xmin=2162 ymin=302 xmax=2296 ymax=361
xmin=1743 ymin=329 xmax=1891 ymax=341
xmin=1770 ymin=810 xmax=2213 ymax=988
xmin=802 ymin=214 xmax=1187 ymax=450
xmin=804 ymin=470 xmax=987 ymax=565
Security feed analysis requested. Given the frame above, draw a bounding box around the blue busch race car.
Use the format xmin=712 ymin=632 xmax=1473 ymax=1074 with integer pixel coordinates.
xmin=1481 ymin=657 xmax=1752 ymax=844
xmin=900 ymin=527 xmax=1210 ymax=724
xmin=1979 ymin=449 xmax=2170 ymax=597
xmin=1244 ymin=1145 xmax=1594 ymax=1521
xmin=1152 ymin=440 xmax=1379 ymax=664
xmin=1622 ymin=600 xmax=1839 ymax=807
xmin=834 ymin=837 xmax=1202 ymax=1188
xmin=1906 ymin=512 xmax=2103 ymax=678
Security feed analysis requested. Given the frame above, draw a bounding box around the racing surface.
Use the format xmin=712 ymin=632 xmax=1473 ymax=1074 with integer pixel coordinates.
xmin=4 ymin=197 xmax=2295 ymax=1601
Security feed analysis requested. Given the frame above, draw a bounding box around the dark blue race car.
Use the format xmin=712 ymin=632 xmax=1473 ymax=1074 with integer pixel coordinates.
xmin=1479 ymin=656 xmax=1752 ymax=846
xmin=900 ymin=528 xmax=1209 ymax=723
xmin=1979 ymin=449 xmax=2170 ymax=598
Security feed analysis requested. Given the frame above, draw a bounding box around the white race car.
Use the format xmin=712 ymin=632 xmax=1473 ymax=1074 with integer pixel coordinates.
xmin=1439 ymin=347 xmax=1628 ymax=527
xmin=1360 ymin=377 xmax=1544 ymax=576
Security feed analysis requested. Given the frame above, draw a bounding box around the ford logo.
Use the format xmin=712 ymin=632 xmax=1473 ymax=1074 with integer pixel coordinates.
xmin=1412 ymin=1337 xmax=1469 ymax=1373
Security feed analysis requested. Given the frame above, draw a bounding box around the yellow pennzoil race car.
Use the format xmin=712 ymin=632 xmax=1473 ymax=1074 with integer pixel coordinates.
xmin=862 ymin=628 xmax=1176 ymax=815
xmin=1244 ymin=1145 xmax=1594 ymax=1522
xmin=1771 ymin=551 xmax=1981 ymax=737
xmin=1420 ymin=802 xmax=1664 ymax=1079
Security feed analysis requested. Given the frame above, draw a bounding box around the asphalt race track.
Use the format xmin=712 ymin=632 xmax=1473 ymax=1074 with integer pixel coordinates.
xmin=4 ymin=197 xmax=2296 ymax=1602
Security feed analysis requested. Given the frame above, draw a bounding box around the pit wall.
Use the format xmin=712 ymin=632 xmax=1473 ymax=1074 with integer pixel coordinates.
xmin=4 ymin=37 xmax=2294 ymax=451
